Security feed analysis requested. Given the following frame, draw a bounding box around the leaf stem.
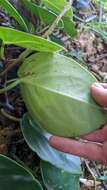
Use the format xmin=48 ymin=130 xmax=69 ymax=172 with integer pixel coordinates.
xmin=0 ymin=49 xmax=32 ymax=77
xmin=0 ymin=79 xmax=21 ymax=94
xmin=0 ymin=40 xmax=5 ymax=60
xmin=0 ymin=108 xmax=20 ymax=122
xmin=43 ymin=4 xmax=71 ymax=38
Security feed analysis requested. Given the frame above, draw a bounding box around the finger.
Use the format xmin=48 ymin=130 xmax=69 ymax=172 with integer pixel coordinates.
xmin=91 ymin=83 xmax=107 ymax=107
xmin=103 ymin=141 xmax=107 ymax=159
xmin=82 ymin=125 xmax=107 ymax=143
xmin=99 ymin=83 xmax=107 ymax=89
xmin=92 ymin=83 xmax=107 ymax=89
xmin=49 ymin=136 xmax=107 ymax=164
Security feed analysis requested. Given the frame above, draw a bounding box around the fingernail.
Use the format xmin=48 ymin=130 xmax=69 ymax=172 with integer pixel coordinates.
xmin=93 ymin=83 xmax=103 ymax=88
xmin=43 ymin=132 xmax=53 ymax=140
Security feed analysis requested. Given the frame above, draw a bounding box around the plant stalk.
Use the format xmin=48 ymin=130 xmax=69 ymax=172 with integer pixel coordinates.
xmin=0 ymin=49 xmax=33 ymax=77
xmin=43 ymin=4 xmax=71 ymax=38
xmin=0 ymin=79 xmax=21 ymax=94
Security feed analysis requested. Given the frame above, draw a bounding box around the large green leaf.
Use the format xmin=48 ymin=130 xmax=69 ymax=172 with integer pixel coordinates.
xmin=21 ymin=113 xmax=82 ymax=174
xmin=0 ymin=27 xmax=63 ymax=52
xmin=0 ymin=154 xmax=43 ymax=190
xmin=0 ymin=0 xmax=28 ymax=31
xmin=41 ymin=161 xmax=80 ymax=190
xmin=42 ymin=0 xmax=73 ymax=17
xmin=19 ymin=52 xmax=107 ymax=137
xmin=20 ymin=0 xmax=77 ymax=38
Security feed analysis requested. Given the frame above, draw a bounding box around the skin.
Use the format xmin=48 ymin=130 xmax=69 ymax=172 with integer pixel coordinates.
xmin=49 ymin=83 xmax=107 ymax=164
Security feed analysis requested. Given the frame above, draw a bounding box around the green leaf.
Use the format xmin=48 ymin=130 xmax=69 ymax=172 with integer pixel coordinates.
xmin=0 ymin=27 xmax=63 ymax=52
xmin=62 ymin=17 xmax=77 ymax=38
xmin=21 ymin=113 xmax=82 ymax=174
xmin=20 ymin=0 xmax=77 ymax=38
xmin=0 ymin=0 xmax=28 ymax=31
xmin=0 ymin=154 xmax=43 ymax=190
xmin=21 ymin=0 xmax=62 ymax=26
xmin=42 ymin=0 xmax=73 ymax=18
xmin=88 ymin=22 xmax=107 ymax=40
xmin=41 ymin=0 xmax=77 ymax=37
xmin=19 ymin=53 xmax=107 ymax=137
xmin=41 ymin=161 xmax=80 ymax=190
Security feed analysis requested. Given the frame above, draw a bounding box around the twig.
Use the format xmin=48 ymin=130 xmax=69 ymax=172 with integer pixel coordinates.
xmin=93 ymin=162 xmax=107 ymax=190
xmin=94 ymin=53 xmax=107 ymax=61
xmin=99 ymin=3 xmax=103 ymax=23
xmin=43 ymin=4 xmax=71 ymax=38
xmin=73 ymin=14 xmax=85 ymax=22
xmin=80 ymin=177 xmax=101 ymax=187
xmin=0 ymin=49 xmax=32 ymax=77
xmin=0 ymin=108 xmax=21 ymax=122
xmin=0 ymin=40 xmax=5 ymax=60
xmin=85 ymin=160 xmax=97 ymax=190
xmin=36 ymin=25 xmax=49 ymax=35
xmin=4 ymin=74 xmax=14 ymax=110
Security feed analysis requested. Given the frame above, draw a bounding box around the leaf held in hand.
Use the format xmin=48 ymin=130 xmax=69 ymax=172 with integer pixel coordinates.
xmin=18 ymin=53 xmax=107 ymax=137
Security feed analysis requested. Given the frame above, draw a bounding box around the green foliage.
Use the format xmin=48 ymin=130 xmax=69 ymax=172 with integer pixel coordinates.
xmin=18 ymin=52 xmax=107 ymax=137
xmin=87 ymin=22 xmax=107 ymax=40
xmin=0 ymin=0 xmax=28 ymax=31
xmin=21 ymin=114 xmax=81 ymax=174
xmin=20 ymin=0 xmax=77 ymax=38
xmin=42 ymin=0 xmax=73 ymax=17
xmin=21 ymin=0 xmax=63 ymax=27
xmin=93 ymin=0 xmax=107 ymax=10
xmin=21 ymin=113 xmax=81 ymax=189
xmin=95 ymin=0 xmax=106 ymax=6
xmin=0 ymin=27 xmax=63 ymax=52
xmin=0 ymin=154 xmax=43 ymax=190
xmin=41 ymin=161 xmax=80 ymax=190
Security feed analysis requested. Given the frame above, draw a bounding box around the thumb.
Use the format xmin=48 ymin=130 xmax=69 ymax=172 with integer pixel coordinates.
xmin=91 ymin=83 xmax=107 ymax=107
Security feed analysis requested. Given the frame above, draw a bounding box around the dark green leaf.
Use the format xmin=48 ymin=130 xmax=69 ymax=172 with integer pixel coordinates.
xmin=0 ymin=154 xmax=43 ymax=190
xmin=0 ymin=0 xmax=28 ymax=31
xmin=41 ymin=161 xmax=80 ymax=190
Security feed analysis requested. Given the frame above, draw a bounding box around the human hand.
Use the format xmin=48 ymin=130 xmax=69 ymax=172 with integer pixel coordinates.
xmin=49 ymin=83 xmax=107 ymax=164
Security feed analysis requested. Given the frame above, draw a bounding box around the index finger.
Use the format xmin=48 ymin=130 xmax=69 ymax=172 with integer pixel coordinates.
xmin=49 ymin=136 xmax=107 ymax=164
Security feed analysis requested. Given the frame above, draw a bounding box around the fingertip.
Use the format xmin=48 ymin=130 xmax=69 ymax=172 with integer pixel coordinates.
xmin=91 ymin=83 xmax=103 ymax=90
xmin=49 ymin=136 xmax=62 ymax=148
xmin=91 ymin=83 xmax=107 ymax=107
